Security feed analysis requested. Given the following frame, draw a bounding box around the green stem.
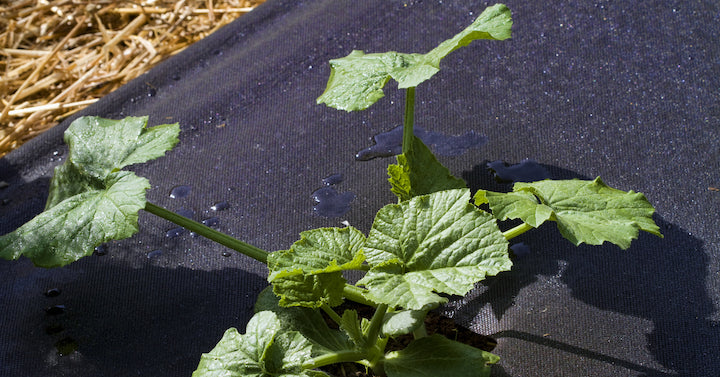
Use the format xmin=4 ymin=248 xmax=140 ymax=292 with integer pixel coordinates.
xmin=302 ymin=350 xmax=368 ymax=369
xmin=402 ymin=87 xmax=416 ymax=154
xmin=412 ymin=323 xmax=428 ymax=339
xmin=144 ymin=201 xmax=268 ymax=263
xmin=364 ymin=304 xmax=388 ymax=348
xmin=343 ymin=285 xmax=376 ymax=307
xmin=502 ymin=222 xmax=534 ymax=241
xmin=321 ymin=304 xmax=344 ymax=325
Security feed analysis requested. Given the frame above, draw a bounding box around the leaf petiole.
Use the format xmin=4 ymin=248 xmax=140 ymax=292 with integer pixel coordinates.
xmin=502 ymin=222 xmax=534 ymax=241
xmin=402 ymin=87 xmax=416 ymax=155
xmin=302 ymin=350 xmax=368 ymax=370
xmin=144 ymin=202 xmax=268 ymax=263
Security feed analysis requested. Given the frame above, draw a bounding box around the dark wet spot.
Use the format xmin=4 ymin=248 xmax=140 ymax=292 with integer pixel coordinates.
xmin=487 ymin=159 xmax=551 ymax=183
xmin=55 ymin=337 xmax=78 ymax=356
xmin=44 ymin=288 xmax=61 ymax=297
xmin=356 ymin=125 xmax=488 ymax=161
xmin=312 ymin=186 xmax=355 ymax=218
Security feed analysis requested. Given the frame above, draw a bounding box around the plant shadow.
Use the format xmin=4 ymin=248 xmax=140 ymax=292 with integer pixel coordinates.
xmin=460 ymin=162 xmax=719 ymax=376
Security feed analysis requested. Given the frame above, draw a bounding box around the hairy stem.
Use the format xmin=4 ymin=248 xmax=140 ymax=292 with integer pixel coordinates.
xmin=145 ymin=202 xmax=268 ymax=263
xmin=402 ymin=87 xmax=416 ymax=155
xmin=502 ymin=222 xmax=534 ymax=241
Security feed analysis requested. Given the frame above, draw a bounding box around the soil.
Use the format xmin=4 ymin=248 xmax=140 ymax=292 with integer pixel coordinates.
xmin=320 ymin=303 xmax=497 ymax=377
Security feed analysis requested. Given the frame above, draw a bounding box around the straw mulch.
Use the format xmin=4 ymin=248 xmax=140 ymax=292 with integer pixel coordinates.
xmin=0 ymin=0 xmax=265 ymax=158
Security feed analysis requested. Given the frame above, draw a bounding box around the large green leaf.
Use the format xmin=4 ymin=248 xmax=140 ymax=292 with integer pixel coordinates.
xmin=0 ymin=171 xmax=149 ymax=267
xmin=383 ymin=335 xmax=499 ymax=377
xmin=388 ymin=135 xmax=466 ymax=202
xmin=192 ymin=311 xmax=328 ymax=377
xmin=0 ymin=116 xmax=180 ymax=267
xmin=317 ymin=4 xmax=512 ymax=111
xmin=474 ymin=177 xmax=663 ymax=249
xmin=357 ymin=189 xmax=510 ymax=310
xmin=268 ymin=227 xmax=366 ymax=308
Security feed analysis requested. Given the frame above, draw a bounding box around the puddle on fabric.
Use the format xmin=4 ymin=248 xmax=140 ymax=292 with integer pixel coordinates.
xmin=356 ymin=125 xmax=488 ymax=161
xmin=169 ymin=185 xmax=192 ymax=199
xmin=147 ymin=249 xmax=163 ymax=259
xmin=312 ymin=173 xmax=355 ymax=218
xmin=487 ymin=159 xmax=550 ymax=183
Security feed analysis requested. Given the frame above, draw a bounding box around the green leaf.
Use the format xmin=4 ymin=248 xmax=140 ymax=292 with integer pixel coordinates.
xmin=474 ymin=177 xmax=663 ymax=249
xmin=192 ymin=311 xmax=328 ymax=377
xmin=254 ymin=287 xmax=354 ymax=355
xmin=381 ymin=309 xmax=427 ymax=337
xmin=0 ymin=116 xmax=180 ymax=267
xmin=357 ymin=189 xmax=511 ymax=310
xmin=268 ymin=227 xmax=366 ymax=308
xmin=0 ymin=171 xmax=149 ymax=268
xmin=317 ymin=4 xmax=512 ymax=111
xmin=61 ymin=116 xmax=180 ymax=181
xmin=383 ymin=335 xmax=499 ymax=377
xmin=388 ymin=135 xmax=466 ymax=201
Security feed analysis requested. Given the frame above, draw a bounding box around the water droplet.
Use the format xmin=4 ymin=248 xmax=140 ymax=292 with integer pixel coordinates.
xmin=45 ymin=305 xmax=66 ymax=316
xmin=311 ymin=187 xmax=355 ymax=218
xmin=355 ymin=125 xmax=487 ymax=161
xmin=202 ymin=217 xmax=220 ymax=227
xmin=510 ymin=242 xmax=531 ymax=257
xmin=147 ymin=249 xmax=163 ymax=258
xmin=44 ymin=288 xmax=61 ymax=297
xmin=177 ymin=208 xmax=195 ymax=219
xmin=45 ymin=323 xmax=64 ymax=335
xmin=0 ymin=181 xmax=8 ymax=189
xmin=93 ymin=244 xmax=108 ymax=256
xmin=169 ymin=185 xmax=192 ymax=199
xmin=322 ymin=173 xmax=344 ymax=186
xmin=165 ymin=227 xmax=185 ymax=238
xmin=487 ymin=159 xmax=551 ymax=183
xmin=211 ymin=201 xmax=230 ymax=211
xmin=55 ymin=337 xmax=78 ymax=356
xmin=221 ymin=251 xmax=232 ymax=257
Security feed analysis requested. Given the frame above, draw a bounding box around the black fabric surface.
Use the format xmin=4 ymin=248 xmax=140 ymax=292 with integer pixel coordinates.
xmin=2 ymin=1 xmax=719 ymax=376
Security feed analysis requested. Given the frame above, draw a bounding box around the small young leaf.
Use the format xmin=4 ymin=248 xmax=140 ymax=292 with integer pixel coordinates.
xmin=317 ymin=4 xmax=512 ymax=111
xmin=192 ymin=311 xmax=327 ymax=377
xmin=388 ymin=135 xmax=466 ymax=201
xmin=268 ymin=227 xmax=366 ymax=308
xmin=383 ymin=335 xmax=499 ymax=377
xmin=254 ymin=287 xmax=355 ymax=355
xmin=0 ymin=171 xmax=149 ymax=267
xmin=357 ymin=189 xmax=511 ymax=310
xmin=474 ymin=177 xmax=663 ymax=249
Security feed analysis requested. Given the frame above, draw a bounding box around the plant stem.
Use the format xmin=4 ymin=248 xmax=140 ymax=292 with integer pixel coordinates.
xmin=302 ymin=350 xmax=368 ymax=369
xmin=343 ymin=285 xmax=376 ymax=307
xmin=502 ymin=222 xmax=534 ymax=241
xmin=321 ymin=303 xmax=344 ymax=325
xmin=144 ymin=202 xmax=268 ymax=263
xmin=401 ymin=87 xmax=416 ymax=155
xmin=364 ymin=304 xmax=388 ymax=348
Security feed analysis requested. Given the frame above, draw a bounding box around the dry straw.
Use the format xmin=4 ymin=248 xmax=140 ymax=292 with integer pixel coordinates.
xmin=0 ymin=0 xmax=265 ymax=157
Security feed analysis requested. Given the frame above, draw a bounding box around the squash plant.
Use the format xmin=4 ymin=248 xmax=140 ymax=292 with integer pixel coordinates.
xmin=0 ymin=5 xmax=662 ymax=377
